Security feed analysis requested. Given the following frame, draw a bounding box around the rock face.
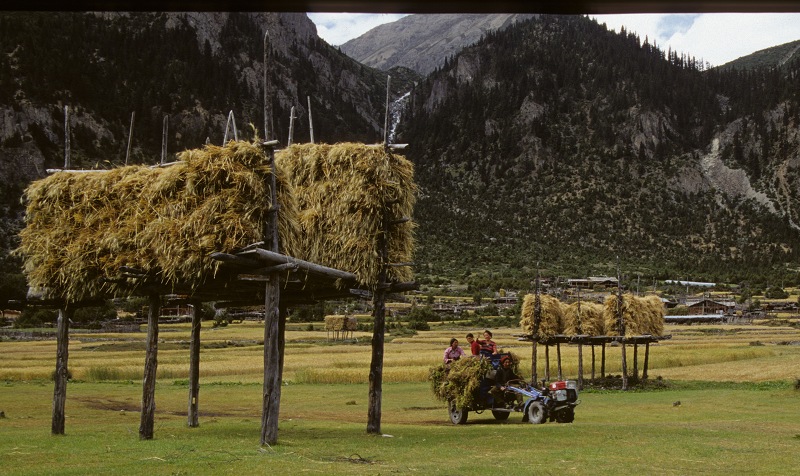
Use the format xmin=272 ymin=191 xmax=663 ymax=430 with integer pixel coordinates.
xmin=340 ymin=13 xmax=537 ymax=75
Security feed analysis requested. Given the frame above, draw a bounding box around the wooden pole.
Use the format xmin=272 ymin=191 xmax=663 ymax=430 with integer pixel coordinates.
xmin=125 ymin=111 xmax=135 ymax=165
xmin=531 ymin=341 xmax=538 ymax=386
xmin=601 ymin=342 xmax=606 ymax=378
xmin=590 ymin=344 xmax=596 ymax=382
xmin=556 ymin=342 xmax=562 ymax=380
xmin=577 ymin=343 xmax=584 ymax=389
xmin=633 ymin=343 xmax=639 ymax=381
xmin=263 ymin=30 xmax=270 ymax=141
xmin=642 ymin=342 xmax=650 ymax=380
xmin=160 ymin=115 xmax=168 ymax=165
xmin=544 ymin=345 xmax=550 ymax=381
xmin=52 ymin=307 xmax=72 ymax=435
xmin=383 ymin=75 xmax=391 ymax=146
xmin=64 ymin=106 xmax=70 ymax=169
xmin=139 ymin=293 xmax=160 ymax=440
xmin=617 ymin=261 xmax=628 ymax=390
xmin=307 ymin=96 xmax=314 ymax=144
xmin=367 ymin=210 xmax=389 ymax=435
xmin=531 ymin=268 xmax=541 ymax=384
xmin=287 ymin=106 xmax=296 ymax=146
xmin=261 ymin=142 xmax=282 ymax=446
xmin=187 ymin=300 xmax=201 ymax=428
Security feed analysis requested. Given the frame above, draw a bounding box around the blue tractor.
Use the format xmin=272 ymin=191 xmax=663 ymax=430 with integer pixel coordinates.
xmin=447 ymin=353 xmax=579 ymax=425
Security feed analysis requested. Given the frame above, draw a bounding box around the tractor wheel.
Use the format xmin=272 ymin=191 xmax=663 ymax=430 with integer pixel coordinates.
xmin=555 ymin=408 xmax=575 ymax=423
xmin=527 ymin=401 xmax=546 ymax=424
xmin=491 ymin=410 xmax=510 ymax=421
xmin=449 ymin=402 xmax=468 ymax=425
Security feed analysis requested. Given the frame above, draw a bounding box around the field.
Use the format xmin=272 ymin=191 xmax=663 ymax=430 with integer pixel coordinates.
xmin=1 ymin=322 xmax=799 ymax=474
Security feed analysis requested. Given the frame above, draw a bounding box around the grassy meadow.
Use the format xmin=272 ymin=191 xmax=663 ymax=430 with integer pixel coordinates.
xmin=1 ymin=321 xmax=799 ymax=474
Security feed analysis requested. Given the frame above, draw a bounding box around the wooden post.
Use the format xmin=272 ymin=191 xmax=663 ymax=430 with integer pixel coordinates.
xmin=261 ymin=141 xmax=283 ymax=446
xmin=590 ymin=344 xmax=596 ymax=382
xmin=383 ymin=75 xmax=391 ymax=146
xmin=621 ymin=340 xmax=629 ymax=390
xmin=52 ymin=307 xmax=72 ymax=435
xmin=160 ymin=115 xmax=168 ymax=165
xmin=556 ymin=342 xmax=562 ymax=380
xmin=139 ymin=293 xmax=160 ymax=440
xmin=531 ymin=341 xmax=538 ymax=385
xmin=367 ymin=210 xmax=389 ymax=435
xmin=642 ymin=342 xmax=650 ymax=380
xmin=544 ymin=345 xmax=550 ymax=381
xmin=64 ymin=105 xmax=70 ymax=169
xmin=125 ymin=111 xmax=135 ymax=165
xmin=633 ymin=343 xmax=639 ymax=381
xmin=616 ymin=262 xmax=628 ymax=390
xmin=577 ymin=342 xmax=584 ymax=389
xmin=531 ymin=269 xmax=541 ymax=384
xmin=263 ymin=30 xmax=270 ymax=141
xmin=287 ymin=106 xmax=296 ymax=146
xmin=187 ymin=300 xmax=201 ymax=428
xmin=601 ymin=342 xmax=606 ymax=378
xmin=307 ymin=96 xmax=314 ymax=144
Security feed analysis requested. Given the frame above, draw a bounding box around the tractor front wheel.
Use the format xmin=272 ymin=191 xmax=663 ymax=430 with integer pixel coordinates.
xmin=555 ymin=408 xmax=575 ymax=423
xmin=527 ymin=401 xmax=546 ymax=424
xmin=491 ymin=410 xmax=510 ymax=421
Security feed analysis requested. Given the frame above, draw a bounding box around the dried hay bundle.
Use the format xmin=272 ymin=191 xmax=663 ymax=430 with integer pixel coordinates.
xmin=639 ymin=295 xmax=665 ymax=336
xmin=18 ymin=141 xmax=301 ymax=302
xmin=519 ymin=293 xmax=564 ymax=339
xmin=324 ymin=315 xmax=358 ymax=331
xmin=563 ymin=301 xmax=605 ymax=335
xmin=603 ymin=294 xmax=663 ymax=336
xmin=573 ymin=302 xmax=606 ymax=336
xmin=276 ymin=143 xmax=416 ymax=288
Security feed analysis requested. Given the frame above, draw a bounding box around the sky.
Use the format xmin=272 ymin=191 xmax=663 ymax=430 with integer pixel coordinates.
xmin=307 ymin=12 xmax=800 ymax=67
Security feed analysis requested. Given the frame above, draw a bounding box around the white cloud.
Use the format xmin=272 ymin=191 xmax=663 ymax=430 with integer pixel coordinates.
xmin=593 ymin=13 xmax=800 ymax=66
xmin=307 ymin=13 xmax=409 ymax=46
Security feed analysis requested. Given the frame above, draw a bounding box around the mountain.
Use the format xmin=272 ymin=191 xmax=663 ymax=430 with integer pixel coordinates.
xmin=3 ymin=12 xmax=800 ymax=309
xmin=397 ymin=15 xmax=800 ymax=288
xmin=0 ymin=11 xmax=400 ymax=306
xmin=720 ymin=39 xmax=800 ymax=71
xmin=339 ymin=13 xmax=537 ymax=76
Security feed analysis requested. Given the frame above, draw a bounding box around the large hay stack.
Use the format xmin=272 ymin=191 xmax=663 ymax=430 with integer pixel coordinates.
xmin=520 ymin=293 xmax=564 ymax=339
xmin=18 ymin=141 xmax=417 ymax=303
xmin=563 ymin=301 xmax=605 ymax=336
xmin=18 ymin=141 xmax=301 ymax=302
xmin=603 ymin=294 xmax=665 ymax=336
xmin=276 ymin=143 xmax=416 ymax=288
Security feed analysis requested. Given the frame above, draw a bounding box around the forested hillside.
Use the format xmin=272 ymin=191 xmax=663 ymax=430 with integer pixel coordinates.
xmin=398 ymin=15 xmax=800 ymax=288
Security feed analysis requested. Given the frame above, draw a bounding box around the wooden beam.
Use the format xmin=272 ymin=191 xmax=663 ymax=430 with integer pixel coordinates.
xmin=239 ymin=248 xmax=358 ymax=282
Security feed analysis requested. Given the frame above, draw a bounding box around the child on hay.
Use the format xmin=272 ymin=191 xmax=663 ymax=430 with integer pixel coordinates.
xmin=465 ymin=333 xmax=480 ymax=356
xmin=477 ymin=329 xmax=498 ymax=356
xmin=443 ymin=337 xmax=466 ymax=366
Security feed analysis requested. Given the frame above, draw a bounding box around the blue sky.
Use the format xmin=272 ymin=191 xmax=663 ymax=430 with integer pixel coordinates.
xmin=308 ymin=12 xmax=800 ymax=67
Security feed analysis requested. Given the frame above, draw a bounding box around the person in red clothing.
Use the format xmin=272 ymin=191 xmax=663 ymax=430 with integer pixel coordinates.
xmin=477 ymin=329 xmax=497 ymax=356
xmin=465 ymin=333 xmax=480 ymax=356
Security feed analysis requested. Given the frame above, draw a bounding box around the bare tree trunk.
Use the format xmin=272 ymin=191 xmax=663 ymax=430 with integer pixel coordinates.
xmin=52 ymin=308 xmax=72 ymax=435
xmin=139 ymin=293 xmax=160 ymax=440
xmin=187 ymin=300 xmax=201 ymax=428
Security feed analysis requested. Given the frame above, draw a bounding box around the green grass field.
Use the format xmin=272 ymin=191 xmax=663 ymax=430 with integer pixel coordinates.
xmin=1 ymin=322 xmax=799 ymax=474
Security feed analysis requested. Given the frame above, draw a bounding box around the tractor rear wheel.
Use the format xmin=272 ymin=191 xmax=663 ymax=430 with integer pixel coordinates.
xmin=449 ymin=402 xmax=468 ymax=425
xmin=527 ymin=401 xmax=546 ymax=424
xmin=491 ymin=410 xmax=510 ymax=421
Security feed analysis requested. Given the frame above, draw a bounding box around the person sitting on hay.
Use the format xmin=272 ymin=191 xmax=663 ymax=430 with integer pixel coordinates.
xmin=489 ymin=355 xmax=521 ymax=407
xmin=477 ymin=329 xmax=498 ymax=357
xmin=443 ymin=337 xmax=466 ymax=367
